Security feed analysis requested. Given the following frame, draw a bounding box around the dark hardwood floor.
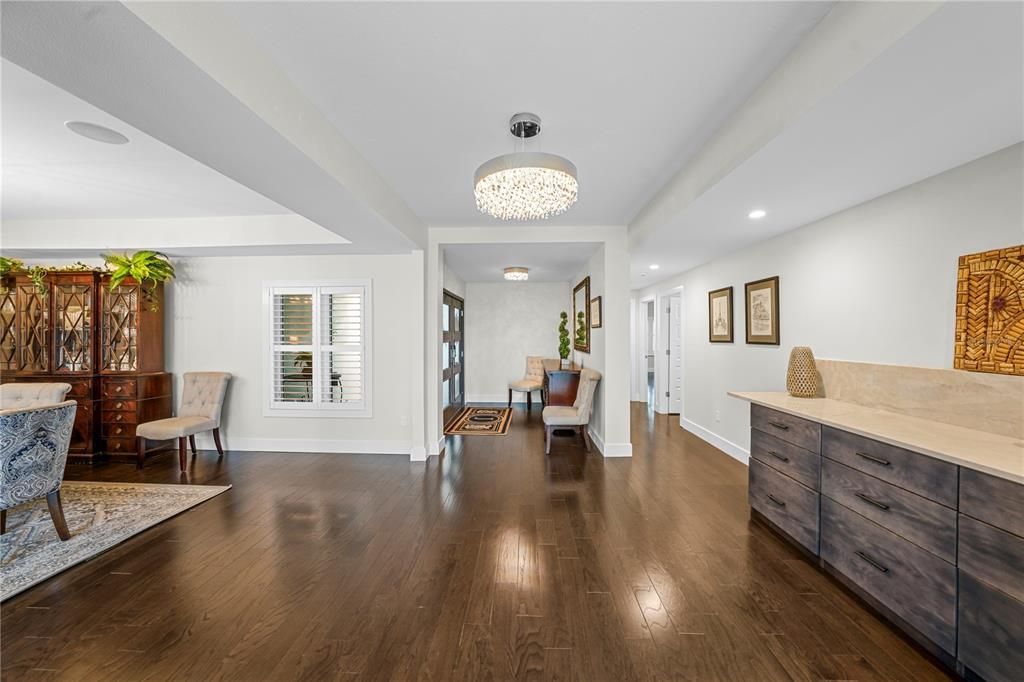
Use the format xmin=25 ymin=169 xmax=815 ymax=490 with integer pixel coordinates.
xmin=1 ymin=404 xmax=952 ymax=681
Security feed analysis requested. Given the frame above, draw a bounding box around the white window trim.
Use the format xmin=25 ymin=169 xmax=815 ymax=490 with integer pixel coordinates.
xmin=262 ymin=279 xmax=373 ymax=419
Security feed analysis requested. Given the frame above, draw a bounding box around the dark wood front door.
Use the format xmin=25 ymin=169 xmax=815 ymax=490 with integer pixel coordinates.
xmin=442 ymin=291 xmax=465 ymax=425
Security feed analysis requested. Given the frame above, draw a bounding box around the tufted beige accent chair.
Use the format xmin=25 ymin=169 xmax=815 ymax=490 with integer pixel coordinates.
xmin=136 ymin=372 xmax=231 ymax=471
xmin=542 ymin=368 xmax=601 ymax=454
xmin=508 ymin=356 xmax=546 ymax=410
xmin=0 ymin=383 xmax=72 ymax=413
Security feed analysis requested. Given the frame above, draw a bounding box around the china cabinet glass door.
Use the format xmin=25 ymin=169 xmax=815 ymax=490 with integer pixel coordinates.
xmin=103 ymin=283 xmax=139 ymax=371
xmin=54 ymin=281 xmax=93 ymax=372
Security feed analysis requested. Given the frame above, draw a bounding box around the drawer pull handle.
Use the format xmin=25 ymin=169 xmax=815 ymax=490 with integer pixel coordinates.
xmin=855 ymin=492 xmax=890 ymax=511
xmin=115 ymin=402 xmax=123 ymax=409
xmin=766 ymin=493 xmax=786 ymax=507
xmin=114 ymin=385 xmax=123 ymax=393
xmin=767 ymin=450 xmax=789 ymax=462
xmin=855 ymin=550 xmax=889 ymax=574
xmin=768 ymin=421 xmax=790 ymax=431
xmin=855 ymin=451 xmax=890 ymax=467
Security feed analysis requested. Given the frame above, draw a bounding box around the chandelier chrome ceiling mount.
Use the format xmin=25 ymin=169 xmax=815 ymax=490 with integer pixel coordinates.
xmin=474 ymin=113 xmax=578 ymax=221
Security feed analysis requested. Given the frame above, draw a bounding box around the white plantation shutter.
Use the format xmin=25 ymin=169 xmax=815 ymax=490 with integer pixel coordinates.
xmin=265 ymin=281 xmax=371 ymax=415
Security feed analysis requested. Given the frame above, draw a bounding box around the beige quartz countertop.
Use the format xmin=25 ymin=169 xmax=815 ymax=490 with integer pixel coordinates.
xmin=729 ymin=391 xmax=1024 ymax=485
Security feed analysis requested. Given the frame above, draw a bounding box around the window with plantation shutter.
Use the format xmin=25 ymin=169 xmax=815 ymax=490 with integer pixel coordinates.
xmin=264 ymin=280 xmax=372 ymax=417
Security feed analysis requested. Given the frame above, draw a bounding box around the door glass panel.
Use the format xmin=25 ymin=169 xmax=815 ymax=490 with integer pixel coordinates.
xmin=103 ymin=284 xmax=138 ymax=371
xmin=0 ymin=285 xmax=16 ymax=371
xmin=17 ymin=284 xmax=48 ymax=372
xmin=453 ymin=340 xmax=461 ymax=365
xmin=443 ymin=303 xmax=450 ymax=332
xmin=55 ymin=283 xmax=93 ymax=372
xmin=442 ymin=342 xmax=450 ymax=370
xmin=442 ymin=379 xmax=451 ymax=408
xmin=453 ymin=374 xmax=461 ymax=403
xmin=454 ymin=307 xmax=461 ymax=332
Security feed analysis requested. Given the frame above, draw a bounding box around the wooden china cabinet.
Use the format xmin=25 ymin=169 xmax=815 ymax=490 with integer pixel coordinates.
xmin=0 ymin=271 xmax=172 ymax=462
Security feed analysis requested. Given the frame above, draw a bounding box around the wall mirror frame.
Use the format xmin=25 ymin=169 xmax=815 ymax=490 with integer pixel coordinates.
xmin=573 ymin=276 xmax=591 ymax=353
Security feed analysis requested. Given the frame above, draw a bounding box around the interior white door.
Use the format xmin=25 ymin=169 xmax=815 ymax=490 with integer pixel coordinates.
xmin=668 ymin=296 xmax=682 ymax=414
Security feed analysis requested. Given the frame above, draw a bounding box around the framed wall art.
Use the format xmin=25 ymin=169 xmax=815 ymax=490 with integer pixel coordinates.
xmin=745 ymin=276 xmax=779 ymax=345
xmin=708 ymin=286 xmax=733 ymax=343
xmin=953 ymin=244 xmax=1024 ymax=376
xmin=590 ymin=296 xmax=603 ymax=329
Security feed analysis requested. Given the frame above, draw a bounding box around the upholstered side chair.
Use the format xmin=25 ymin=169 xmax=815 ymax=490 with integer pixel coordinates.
xmin=0 ymin=401 xmax=77 ymax=540
xmin=542 ymin=368 xmax=601 ymax=454
xmin=136 ymin=372 xmax=231 ymax=471
xmin=508 ymin=356 xmax=546 ymax=409
xmin=0 ymin=383 xmax=72 ymax=411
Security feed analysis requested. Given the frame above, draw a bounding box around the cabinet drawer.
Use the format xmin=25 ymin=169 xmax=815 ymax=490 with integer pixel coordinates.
xmin=103 ymin=423 xmax=136 ymax=439
xmin=821 ymin=458 xmax=956 ymax=563
xmin=101 ymin=379 xmax=137 ymax=398
xmin=960 ymin=468 xmax=1024 ymax=538
xmin=102 ymin=410 xmax=138 ymax=424
xmin=749 ymin=458 xmax=819 ymax=555
xmin=821 ymin=427 xmax=957 ymax=508
xmin=103 ymin=398 xmax=138 ymax=413
xmin=750 ymin=428 xmax=820 ymax=490
xmin=751 ymin=404 xmax=820 ymax=453
xmin=959 ymin=515 xmax=1024 ymax=602
xmin=820 ymin=498 xmax=956 ymax=653
xmin=958 ymin=571 xmax=1024 ymax=682
xmin=103 ymin=437 xmax=137 ymax=455
xmin=64 ymin=379 xmax=94 ymax=398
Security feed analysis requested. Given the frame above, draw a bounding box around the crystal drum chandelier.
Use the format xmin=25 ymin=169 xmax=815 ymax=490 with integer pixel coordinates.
xmin=503 ymin=267 xmax=529 ymax=281
xmin=474 ymin=113 xmax=578 ymax=221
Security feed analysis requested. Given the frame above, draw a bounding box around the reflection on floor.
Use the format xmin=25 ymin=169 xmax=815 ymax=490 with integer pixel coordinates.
xmin=1 ymin=404 xmax=949 ymax=680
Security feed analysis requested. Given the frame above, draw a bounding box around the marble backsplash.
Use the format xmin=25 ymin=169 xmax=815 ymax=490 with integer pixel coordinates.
xmin=816 ymin=359 xmax=1024 ymax=440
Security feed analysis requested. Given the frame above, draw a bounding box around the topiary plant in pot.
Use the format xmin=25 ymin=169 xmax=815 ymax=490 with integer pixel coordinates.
xmin=102 ymin=251 xmax=176 ymax=312
xmin=558 ymin=311 xmax=571 ymax=368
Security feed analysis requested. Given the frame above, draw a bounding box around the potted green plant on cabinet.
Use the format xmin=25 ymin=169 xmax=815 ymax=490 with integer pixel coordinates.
xmin=558 ymin=311 xmax=571 ymax=368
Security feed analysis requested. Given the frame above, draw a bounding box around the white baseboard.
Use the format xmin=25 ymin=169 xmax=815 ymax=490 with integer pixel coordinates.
xmin=428 ymin=437 xmax=445 ymax=457
xmin=409 ymin=445 xmax=427 ymax=462
xmin=465 ymin=393 xmax=534 ymax=404
xmin=680 ymin=418 xmax=749 ymax=464
xmin=190 ymin=433 xmax=412 ymax=456
xmin=587 ymin=427 xmax=633 ymax=458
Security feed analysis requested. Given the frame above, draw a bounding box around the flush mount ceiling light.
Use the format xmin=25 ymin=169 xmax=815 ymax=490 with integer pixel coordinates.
xmin=474 ymin=113 xmax=578 ymax=221
xmin=65 ymin=121 xmax=129 ymax=145
xmin=649 ymin=264 xmax=660 ymax=270
xmin=748 ymin=208 xmax=767 ymax=220
xmin=503 ymin=266 xmax=529 ymax=281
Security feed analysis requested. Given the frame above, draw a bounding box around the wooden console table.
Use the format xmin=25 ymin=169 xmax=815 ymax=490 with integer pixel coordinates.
xmin=542 ymin=360 xmax=582 ymax=407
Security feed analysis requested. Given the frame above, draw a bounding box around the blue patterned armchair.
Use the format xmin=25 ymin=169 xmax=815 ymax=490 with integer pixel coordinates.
xmin=0 ymin=401 xmax=77 ymax=540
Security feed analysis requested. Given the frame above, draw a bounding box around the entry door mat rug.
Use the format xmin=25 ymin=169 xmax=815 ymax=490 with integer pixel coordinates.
xmin=1 ymin=481 xmax=231 ymax=601
xmin=444 ymin=407 xmax=513 ymax=436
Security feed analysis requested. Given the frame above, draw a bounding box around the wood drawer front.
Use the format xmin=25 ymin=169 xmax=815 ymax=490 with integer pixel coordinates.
xmin=102 ymin=398 xmax=138 ymax=413
xmin=65 ymin=379 xmax=94 ymax=398
xmin=103 ymin=437 xmax=137 ymax=454
xmin=102 ymin=379 xmax=138 ymax=398
xmin=959 ymin=515 xmax=1024 ymax=602
xmin=103 ymin=423 xmax=136 ymax=439
xmin=821 ymin=427 xmax=957 ymax=508
xmin=750 ymin=428 xmax=820 ymax=490
xmin=102 ymin=410 xmax=138 ymax=424
xmin=958 ymin=570 xmax=1024 ymax=682
xmin=821 ymin=458 xmax=956 ymax=563
xmin=820 ymin=498 xmax=956 ymax=653
xmin=751 ymin=404 xmax=820 ymax=453
xmin=749 ymin=459 xmax=819 ymax=555
xmin=960 ymin=468 xmax=1024 ymax=537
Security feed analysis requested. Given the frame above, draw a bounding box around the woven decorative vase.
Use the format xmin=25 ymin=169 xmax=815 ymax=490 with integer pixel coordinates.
xmin=786 ymin=347 xmax=819 ymax=398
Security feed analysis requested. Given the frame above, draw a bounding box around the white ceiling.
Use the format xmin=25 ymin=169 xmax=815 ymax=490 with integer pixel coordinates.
xmin=631 ymin=1 xmax=1024 ymax=288
xmin=444 ymin=243 xmax=600 ymax=283
xmin=219 ymin=1 xmax=833 ymax=228
xmin=1 ymin=59 xmax=288 ymax=220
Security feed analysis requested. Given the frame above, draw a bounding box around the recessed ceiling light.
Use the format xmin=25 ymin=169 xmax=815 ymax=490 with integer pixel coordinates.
xmin=65 ymin=121 xmax=129 ymax=145
xmin=649 ymin=264 xmax=660 ymax=270
xmin=748 ymin=208 xmax=767 ymax=220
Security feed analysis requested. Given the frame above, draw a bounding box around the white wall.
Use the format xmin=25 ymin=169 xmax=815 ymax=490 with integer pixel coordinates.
xmin=443 ymin=262 xmax=466 ymax=299
xmin=167 ymin=253 xmax=425 ymax=455
xmin=463 ymin=281 xmax=568 ymax=403
xmin=636 ymin=143 xmax=1024 ymax=462
xmin=571 ymin=246 xmax=606 ymax=441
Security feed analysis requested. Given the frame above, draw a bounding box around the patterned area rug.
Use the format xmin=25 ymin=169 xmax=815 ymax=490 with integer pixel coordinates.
xmin=1 ymin=481 xmax=230 ymax=601
xmin=444 ymin=407 xmax=513 ymax=436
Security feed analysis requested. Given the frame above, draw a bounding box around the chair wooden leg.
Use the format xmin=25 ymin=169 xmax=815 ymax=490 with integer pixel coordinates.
xmin=136 ymin=436 xmax=146 ymax=469
xmin=46 ymin=490 xmax=71 ymax=541
xmin=579 ymin=426 xmax=592 ymax=452
xmin=189 ymin=434 xmax=197 ymax=455
xmin=212 ymin=428 xmax=225 ymax=456
xmin=178 ymin=437 xmax=187 ymax=472
xmin=545 ymin=425 xmax=552 ymax=455
xmin=508 ymin=389 xmax=512 ymax=407
xmin=1 ymin=509 xmax=6 ymax=534
xmin=527 ymin=391 xmax=532 ymax=410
